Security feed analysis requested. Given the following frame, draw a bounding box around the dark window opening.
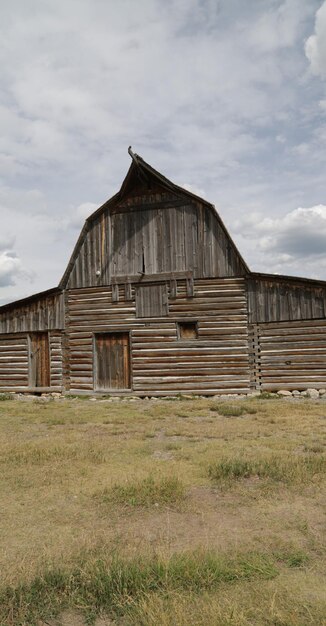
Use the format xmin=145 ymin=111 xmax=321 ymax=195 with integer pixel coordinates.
xmin=141 ymin=248 xmax=145 ymax=274
xmin=177 ymin=321 xmax=198 ymax=339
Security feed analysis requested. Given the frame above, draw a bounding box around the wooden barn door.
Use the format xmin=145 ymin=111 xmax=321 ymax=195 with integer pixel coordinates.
xmin=29 ymin=332 xmax=50 ymax=388
xmin=95 ymin=333 xmax=130 ymax=390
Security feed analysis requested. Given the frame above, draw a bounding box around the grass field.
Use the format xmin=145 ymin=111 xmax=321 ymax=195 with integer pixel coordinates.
xmin=0 ymin=394 xmax=326 ymax=625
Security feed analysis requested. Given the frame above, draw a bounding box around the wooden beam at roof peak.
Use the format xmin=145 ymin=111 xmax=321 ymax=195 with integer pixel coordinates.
xmin=127 ymin=146 xmax=150 ymax=189
xmin=128 ymin=146 xmax=139 ymax=165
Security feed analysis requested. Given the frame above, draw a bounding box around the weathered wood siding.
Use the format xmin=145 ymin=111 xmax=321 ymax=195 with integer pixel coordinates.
xmin=66 ymin=278 xmax=250 ymax=395
xmin=0 ymin=334 xmax=29 ymax=390
xmin=66 ymin=189 xmax=246 ymax=289
xmin=250 ymin=319 xmax=326 ymax=390
xmin=136 ymin=284 xmax=169 ymax=317
xmin=0 ymin=292 xmax=64 ymax=334
xmin=95 ymin=333 xmax=131 ymax=390
xmin=0 ymin=331 xmax=64 ymax=392
xmin=49 ymin=333 xmax=64 ymax=389
xmin=248 ymin=277 xmax=326 ymax=324
xmin=29 ymin=332 xmax=50 ymax=388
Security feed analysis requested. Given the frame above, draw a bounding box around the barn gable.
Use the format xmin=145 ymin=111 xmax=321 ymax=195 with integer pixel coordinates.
xmin=60 ymin=152 xmax=248 ymax=290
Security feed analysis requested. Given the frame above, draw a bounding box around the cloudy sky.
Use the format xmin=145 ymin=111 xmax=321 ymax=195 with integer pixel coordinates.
xmin=1 ymin=0 xmax=326 ymax=304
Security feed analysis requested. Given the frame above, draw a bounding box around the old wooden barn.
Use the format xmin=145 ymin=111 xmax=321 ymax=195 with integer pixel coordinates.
xmin=1 ymin=150 xmax=326 ymax=396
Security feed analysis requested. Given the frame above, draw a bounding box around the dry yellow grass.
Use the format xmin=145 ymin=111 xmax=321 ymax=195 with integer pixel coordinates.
xmin=0 ymin=395 xmax=326 ymax=625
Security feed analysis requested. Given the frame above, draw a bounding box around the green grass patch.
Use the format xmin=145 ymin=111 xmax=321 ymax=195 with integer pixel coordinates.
xmin=208 ymin=454 xmax=326 ymax=485
xmin=210 ymin=404 xmax=257 ymax=417
xmin=274 ymin=548 xmax=309 ymax=568
xmin=0 ymin=550 xmax=281 ymax=625
xmin=93 ymin=476 xmax=186 ymax=508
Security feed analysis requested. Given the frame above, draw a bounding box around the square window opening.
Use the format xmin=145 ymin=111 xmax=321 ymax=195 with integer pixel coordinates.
xmin=177 ymin=321 xmax=198 ymax=340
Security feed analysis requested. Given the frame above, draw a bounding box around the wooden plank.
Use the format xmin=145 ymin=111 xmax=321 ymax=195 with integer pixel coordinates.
xmin=95 ymin=332 xmax=131 ymax=390
xmin=257 ymin=319 xmax=326 ymax=391
xmin=135 ymin=284 xmax=169 ymax=318
xmin=29 ymin=332 xmax=50 ymax=388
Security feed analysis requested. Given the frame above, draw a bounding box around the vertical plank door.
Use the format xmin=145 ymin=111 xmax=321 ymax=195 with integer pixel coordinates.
xmin=95 ymin=333 xmax=130 ymax=390
xmin=29 ymin=332 xmax=50 ymax=388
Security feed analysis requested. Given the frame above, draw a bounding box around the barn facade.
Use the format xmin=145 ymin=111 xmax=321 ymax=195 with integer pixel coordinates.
xmin=1 ymin=151 xmax=326 ymax=396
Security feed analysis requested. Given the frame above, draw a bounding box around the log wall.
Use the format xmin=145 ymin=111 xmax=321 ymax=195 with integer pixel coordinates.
xmin=0 ymin=334 xmax=29 ymax=390
xmin=250 ymin=319 xmax=326 ymax=390
xmin=0 ymin=331 xmax=63 ymax=392
xmin=66 ymin=277 xmax=250 ymax=395
xmin=49 ymin=333 xmax=64 ymax=389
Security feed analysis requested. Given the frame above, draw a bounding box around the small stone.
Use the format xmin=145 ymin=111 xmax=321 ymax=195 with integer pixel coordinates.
xmin=306 ymin=388 xmax=319 ymax=399
xmin=292 ymin=390 xmax=301 ymax=397
xmin=319 ymin=389 xmax=326 ymax=396
xmin=89 ymin=397 xmax=97 ymax=401
xmin=277 ymin=390 xmax=292 ymax=397
xmin=301 ymin=390 xmax=308 ymax=397
xmin=247 ymin=391 xmax=261 ymax=397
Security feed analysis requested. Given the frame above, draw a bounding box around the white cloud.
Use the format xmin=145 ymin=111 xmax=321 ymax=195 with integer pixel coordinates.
xmin=250 ymin=0 xmax=312 ymax=53
xmin=182 ymin=183 xmax=206 ymax=198
xmin=0 ymin=251 xmax=24 ymax=287
xmin=0 ymin=0 xmax=312 ymax=181
xmin=0 ymin=186 xmax=47 ymax=214
xmin=67 ymin=202 xmax=98 ymax=229
xmin=0 ymin=234 xmax=15 ymax=252
xmin=233 ymin=204 xmax=326 ymax=278
xmin=305 ymin=1 xmax=326 ymax=78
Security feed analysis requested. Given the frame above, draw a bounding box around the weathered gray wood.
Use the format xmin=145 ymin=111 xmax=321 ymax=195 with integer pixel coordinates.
xmin=28 ymin=332 xmax=50 ymax=388
xmin=65 ymin=277 xmax=250 ymax=393
xmin=251 ymin=319 xmax=326 ymax=391
xmin=135 ymin=284 xmax=169 ymax=318
xmin=248 ymin=277 xmax=326 ymax=324
xmin=0 ymin=330 xmax=63 ymax=391
xmin=65 ymin=182 xmax=246 ymax=290
xmin=0 ymin=292 xmax=64 ymax=334
xmin=95 ymin=333 xmax=130 ymax=390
